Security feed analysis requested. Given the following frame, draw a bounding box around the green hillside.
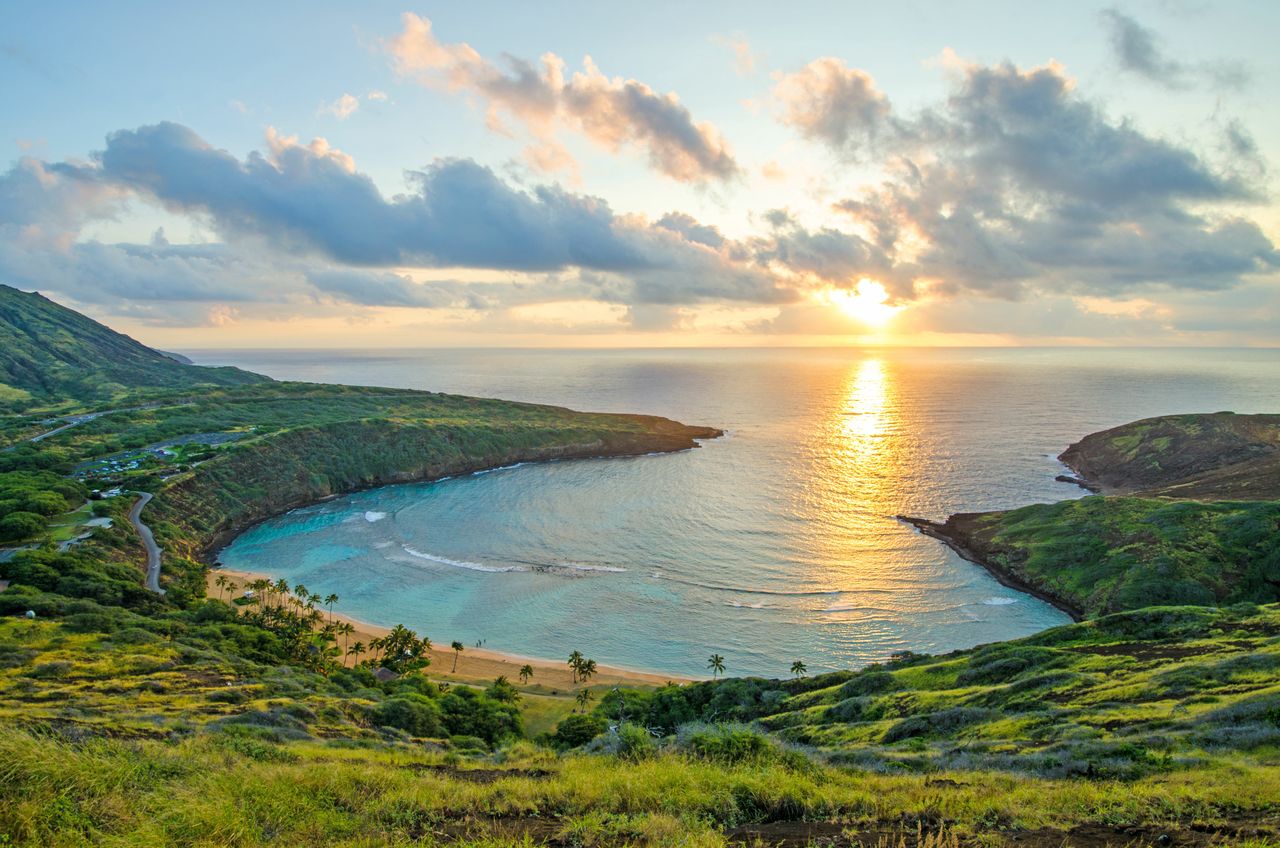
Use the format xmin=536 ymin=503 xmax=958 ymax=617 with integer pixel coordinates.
xmin=0 ymin=299 xmax=1278 ymax=846
xmin=909 ymin=413 xmax=1280 ymax=618
xmin=0 ymin=285 xmax=267 ymax=410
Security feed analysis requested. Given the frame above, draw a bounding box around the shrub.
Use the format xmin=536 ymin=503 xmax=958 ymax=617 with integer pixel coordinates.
xmin=552 ymin=713 xmax=607 ymax=749
xmin=883 ymin=708 xmax=995 ymax=743
xmin=26 ymin=661 xmax=71 ymax=679
xmin=677 ymin=722 xmax=784 ymax=766
xmin=838 ymin=671 xmax=897 ymax=699
xmin=372 ymin=694 xmax=443 ymax=737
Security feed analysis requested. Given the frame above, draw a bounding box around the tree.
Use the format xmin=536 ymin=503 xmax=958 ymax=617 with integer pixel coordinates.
xmin=324 ymin=593 xmax=339 ymax=624
xmin=348 ymin=641 xmax=365 ymax=663
xmin=708 ymin=654 xmax=725 ymax=678
xmin=567 ymin=650 xmax=584 ymax=684
xmin=575 ymin=688 xmax=594 ymax=713
xmin=0 ymin=511 xmax=46 ymax=542
xmin=379 ymin=624 xmax=430 ymax=674
xmin=451 ymin=640 xmax=464 ymax=673
xmin=579 ymin=658 xmax=598 ymax=684
xmin=791 ymin=659 xmax=807 ymax=679
xmin=338 ymin=621 xmax=354 ymax=660
xmin=213 ymin=574 xmax=229 ymax=602
xmin=518 ymin=664 xmax=534 ymax=685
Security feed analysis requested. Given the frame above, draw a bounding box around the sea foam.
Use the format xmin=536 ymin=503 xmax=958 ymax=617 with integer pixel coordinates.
xmin=402 ymin=545 xmax=524 ymax=573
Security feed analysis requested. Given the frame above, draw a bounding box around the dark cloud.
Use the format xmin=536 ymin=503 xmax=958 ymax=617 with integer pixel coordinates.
xmin=655 ymin=212 xmax=725 ymax=249
xmin=796 ymin=58 xmax=1278 ymax=299
xmin=87 ymin=122 xmax=660 ymax=271
xmin=0 ymin=126 xmax=786 ymax=318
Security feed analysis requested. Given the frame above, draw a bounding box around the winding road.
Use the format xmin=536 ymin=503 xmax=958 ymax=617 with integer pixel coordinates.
xmin=128 ymin=492 xmax=165 ymax=594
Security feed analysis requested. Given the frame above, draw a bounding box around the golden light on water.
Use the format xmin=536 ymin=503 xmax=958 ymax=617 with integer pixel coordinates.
xmin=841 ymin=357 xmax=888 ymax=446
xmin=824 ymin=279 xmax=903 ymax=328
xmin=801 ymin=356 xmax=907 ymax=599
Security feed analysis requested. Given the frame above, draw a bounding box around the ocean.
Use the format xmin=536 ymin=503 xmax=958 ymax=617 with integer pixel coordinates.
xmin=201 ymin=347 xmax=1280 ymax=678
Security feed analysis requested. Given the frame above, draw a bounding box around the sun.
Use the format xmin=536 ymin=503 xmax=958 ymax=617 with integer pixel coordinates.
xmin=824 ymin=279 xmax=903 ymax=327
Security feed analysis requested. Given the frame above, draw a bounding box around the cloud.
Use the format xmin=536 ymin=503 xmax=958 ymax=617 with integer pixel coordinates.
xmin=1100 ymin=8 xmax=1250 ymax=90
xmin=771 ymin=58 xmax=891 ymax=157
xmin=712 ymin=34 xmax=759 ymax=76
xmin=305 ymin=269 xmax=471 ymax=308
xmin=0 ymin=123 xmax=791 ymax=322
xmin=384 ymin=13 xmax=738 ymax=183
xmin=782 ymin=56 xmax=1277 ymax=299
xmin=321 ymin=93 xmax=361 ymax=120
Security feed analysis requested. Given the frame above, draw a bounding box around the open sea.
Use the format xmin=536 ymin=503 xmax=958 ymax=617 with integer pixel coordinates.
xmin=199 ymin=348 xmax=1280 ymax=678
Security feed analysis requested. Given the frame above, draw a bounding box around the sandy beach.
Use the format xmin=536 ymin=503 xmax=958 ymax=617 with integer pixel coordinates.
xmin=206 ymin=567 xmax=691 ymax=690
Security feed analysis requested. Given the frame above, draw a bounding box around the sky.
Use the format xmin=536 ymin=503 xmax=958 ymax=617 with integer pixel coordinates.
xmin=2 ymin=1 xmax=1278 ymax=348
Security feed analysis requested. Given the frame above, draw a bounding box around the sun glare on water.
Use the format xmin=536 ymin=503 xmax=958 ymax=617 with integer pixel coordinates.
xmin=825 ymin=279 xmax=903 ymax=327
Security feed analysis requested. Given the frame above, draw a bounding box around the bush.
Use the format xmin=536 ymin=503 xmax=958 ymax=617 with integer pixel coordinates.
xmin=0 ymin=511 xmax=46 ymax=542
xmin=883 ymin=708 xmax=995 ymax=743
xmin=372 ymin=694 xmax=443 ymax=737
xmin=838 ymin=671 xmax=897 ymax=698
xmin=552 ymin=713 xmax=607 ymax=749
xmin=677 ymin=722 xmax=783 ymax=765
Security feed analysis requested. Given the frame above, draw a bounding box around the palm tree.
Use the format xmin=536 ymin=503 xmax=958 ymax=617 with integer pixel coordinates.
xmin=249 ymin=578 xmax=270 ymax=607
xmin=273 ymin=578 xmax=290 ymax=609
xmin=451 ymin=640 xmax=464 ymax=672
xmin=339 ymin=621 xmax=354 ymax=659
xmin=579 ymin=658 xmax=598 ymax=683
xmin=708 ymin=653 xmax=726 ymax=678
xmin=790 ymin=660 xmax=807 ymax=679
xmin=575 ymin=688 xmax=594 ymax=713
xmin=518 ymin=664 xmax=534 ymax=685
xmin=567 ymin=650 xmax=584 ymax=684
xmin=214 ymin=574 xmax=228 ymax=602
xmin=349 ymin=641 xmax=365 ymax=663
xmin=324 ymin=593 xmax=339 ymax=624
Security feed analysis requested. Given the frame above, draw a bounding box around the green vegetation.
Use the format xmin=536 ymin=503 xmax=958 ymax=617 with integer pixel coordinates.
xmin=587 ymin=605 xmax=1280 ymax=778
xmin=0 ymin=285 xmax=267 ymax=412
xmin=947 ymin=497 xmax=1280 ymax=616
xmin=1 ymin=296 xmax=1278 ymax=845
xmin=917 ymin=412 xmax=1280 ymax=618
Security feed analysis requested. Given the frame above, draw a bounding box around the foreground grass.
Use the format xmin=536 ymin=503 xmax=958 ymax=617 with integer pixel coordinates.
xmin=3 ymin=729 xmax=1279 ymax=847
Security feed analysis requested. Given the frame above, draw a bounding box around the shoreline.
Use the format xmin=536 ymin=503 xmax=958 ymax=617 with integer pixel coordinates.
xmin=896 ymin=515 xmax=1084 ymax=622
xmin=206 ymin=566 xmax=694 ymax=690
xmin=197 ymin=433 xmax=722 ymax=565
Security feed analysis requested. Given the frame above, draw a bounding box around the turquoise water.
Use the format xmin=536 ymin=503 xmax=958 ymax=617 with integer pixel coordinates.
xmin=207 ymin=348 xmax=1280 ymax=678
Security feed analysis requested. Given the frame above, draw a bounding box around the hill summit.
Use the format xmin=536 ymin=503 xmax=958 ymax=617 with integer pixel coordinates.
xmin=0 ymin=285 xmax=267 ymax=409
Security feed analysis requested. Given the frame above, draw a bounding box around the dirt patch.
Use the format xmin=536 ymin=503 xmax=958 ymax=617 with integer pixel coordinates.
xmin=725 ymin=822 xmax=1275 ymax=847
xmin=411 ymin=815 xmax=566 ymax=845
xmin=401 ymin=762 xmax=555 ymax=784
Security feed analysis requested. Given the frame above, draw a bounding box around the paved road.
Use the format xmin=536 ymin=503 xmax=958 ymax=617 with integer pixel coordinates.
xmin=20 ymin=402 xmax=170 ymax=447
xmin=128 ymin=492 xmax=165 ymax=594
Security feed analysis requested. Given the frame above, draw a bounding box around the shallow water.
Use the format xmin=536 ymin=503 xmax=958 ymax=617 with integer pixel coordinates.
xmin=206 ymin=348 xmax=1280 ymax=678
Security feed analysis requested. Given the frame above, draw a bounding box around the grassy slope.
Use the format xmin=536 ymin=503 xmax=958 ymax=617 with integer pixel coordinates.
xmin=917 ymin=413 xmax=1280 ymax=618
xmin=0 ymin=285 xmax=267 ymax=412
xmin=2 ymin=607 xmax=1279 ymax=846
